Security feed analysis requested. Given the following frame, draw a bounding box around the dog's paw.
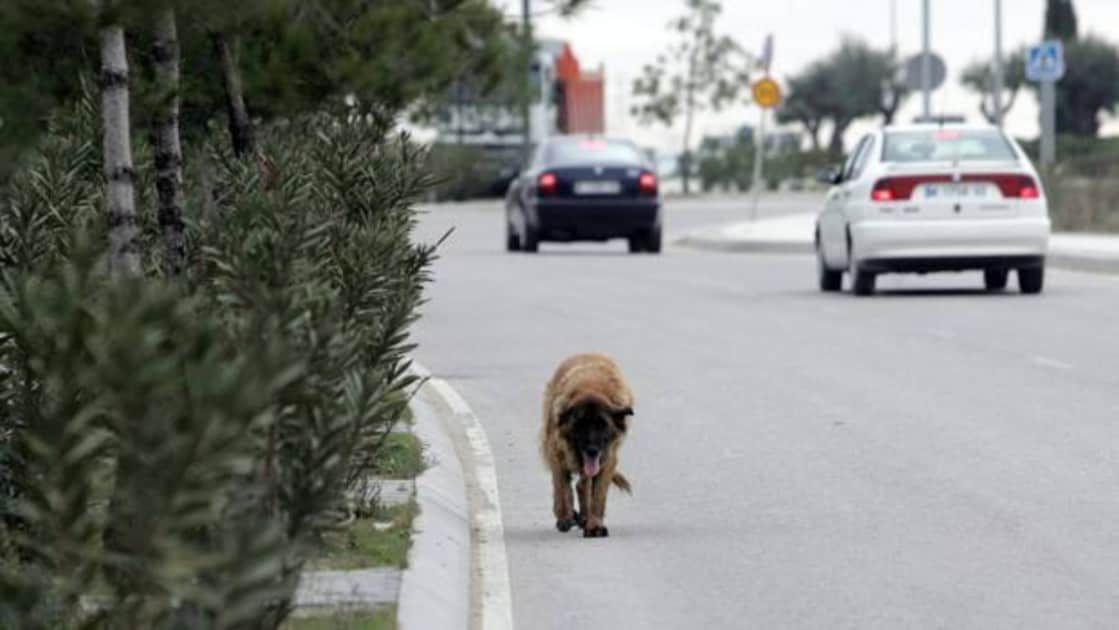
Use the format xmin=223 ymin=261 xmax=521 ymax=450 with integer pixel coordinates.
xmin=573 ymin=511 xmax=587 ymax=529
xmin=583 ymin=526 xmax=609 ymax=538
xmin=556 ymin=518 xmax=577 ymax=533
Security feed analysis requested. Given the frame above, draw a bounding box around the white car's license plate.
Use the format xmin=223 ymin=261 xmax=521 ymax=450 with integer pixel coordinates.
xmin=922 ymin=183 xmax=993 ymax=199
xmin=574 ymin=180 xmax=621 ymax=195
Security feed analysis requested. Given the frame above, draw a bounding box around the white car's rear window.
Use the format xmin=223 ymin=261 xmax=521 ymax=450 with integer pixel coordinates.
xmin=883 ymin=129 xmax=1018 ymax=163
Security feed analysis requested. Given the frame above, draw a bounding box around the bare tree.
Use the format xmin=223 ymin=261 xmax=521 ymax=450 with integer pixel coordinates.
xmin=97 ymin=5 xmax=141 ymax=276
xmin=961 ymin=56 xmax=1025 ymax=125
xmin=631 ymin=0 xmax=751 ymax=195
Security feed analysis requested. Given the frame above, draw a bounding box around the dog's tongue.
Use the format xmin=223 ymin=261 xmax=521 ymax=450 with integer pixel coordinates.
xmin=583 ymin=453 xmax=601 ymax=478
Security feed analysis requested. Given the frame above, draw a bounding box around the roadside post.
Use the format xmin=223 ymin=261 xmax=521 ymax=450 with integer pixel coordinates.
xmin=993 ymin=0 xmax=1004 ymax=127
xmin=903 ymin=52 xmax=946 ymax=121
xmin=921 ymin=0 xmax=931 ymax=118
xmin=1026 ymin=40 xmax=1065 ymax=166
xmin=750 ymin=35 xmax=780 ymax=222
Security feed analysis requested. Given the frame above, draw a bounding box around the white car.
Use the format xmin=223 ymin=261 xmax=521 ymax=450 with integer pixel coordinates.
xmin=815 ymin=124 xmax=1051 ymax=296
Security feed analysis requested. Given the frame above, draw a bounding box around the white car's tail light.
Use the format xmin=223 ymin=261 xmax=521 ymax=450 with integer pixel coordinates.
xmin=871 ymin=176 xmax=926 ymax=201
xmin=871 ymin=174 xmax=1042 ymax=202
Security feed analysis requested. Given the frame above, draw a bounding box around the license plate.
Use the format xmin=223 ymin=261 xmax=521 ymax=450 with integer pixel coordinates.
xmin=574 ymin=180 xmax=621 ymax=195
xmin=922 ymin=183 xmax=992 ymax=199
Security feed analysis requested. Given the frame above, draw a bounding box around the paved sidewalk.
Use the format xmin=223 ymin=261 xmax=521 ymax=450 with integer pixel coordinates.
xmin=676 ymin=213 xmax=1119 ymax=273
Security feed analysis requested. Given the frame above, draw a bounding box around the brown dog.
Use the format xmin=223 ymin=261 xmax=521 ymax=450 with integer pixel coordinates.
xmin=541 ymin=353 xmax=633 ymax=538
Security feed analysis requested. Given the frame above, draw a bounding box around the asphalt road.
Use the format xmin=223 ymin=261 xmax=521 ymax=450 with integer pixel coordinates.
xmin=412 ymin=193 xmax=1119 ymax=630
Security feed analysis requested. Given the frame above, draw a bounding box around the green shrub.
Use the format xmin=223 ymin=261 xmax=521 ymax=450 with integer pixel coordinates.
xmin=426 ymin=143 xmax=516 ymax=201
xmin=0 ymin=105 xmax=439 ymax=628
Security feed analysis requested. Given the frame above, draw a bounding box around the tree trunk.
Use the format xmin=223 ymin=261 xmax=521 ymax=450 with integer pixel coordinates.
xmin=828 ymin=118 xmax=851 ymax=157
xmin=99 ymin=21 xmax=141 ymax=277
xmin=804 ymin=120 xmax=822 ymax=152
xmin=153 ymin=8 xmax=186 ymax=276
xmin=212 ymin=32 xmax=255 ymax=158
xmin=980 ymin=87 xmax=1019 ymax=125
xmin=98 ymin=12 xmax=144 ymax=597
xmin=880 ymin=87 xmax=902 ymax=125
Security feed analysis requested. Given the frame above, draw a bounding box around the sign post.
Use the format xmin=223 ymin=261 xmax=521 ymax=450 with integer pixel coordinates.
xmin=993 ymin=0 xmax=1004 ymax=127
xmin=922 ymin=0 xmax=932 ymax=119
xmin=1026 ymin=40 xmax=1066 ymax=166
xmin=1040 ymin=82 xmax=1057 ymax=165
xmin=750 ymin=75 xmax=782 ymax=222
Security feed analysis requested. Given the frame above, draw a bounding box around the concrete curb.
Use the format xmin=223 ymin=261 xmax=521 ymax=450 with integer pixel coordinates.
xmin=397 ymin=363 xmax=471 ymax=629
xmin=398 ymin=362 xmax=515 ymax=630
xmin=673 ymin=213 xmax=816 ymax=255
xmin=1047 ymin=252 xmax=1119 ymax=274
xmin=674 ymin=232 xmax=813 ymax=254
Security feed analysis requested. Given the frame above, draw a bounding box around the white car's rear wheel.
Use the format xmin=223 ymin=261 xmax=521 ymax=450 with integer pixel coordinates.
xmin=984 ymin=269 xmax=1009 ymax=291
xmin=817 ymin=246 xmax=842 ymax=292
xmin=1019 ymin=266 xmax=1045 ymax=294
xmin=848 ymin=239 xmax=876 ymax=297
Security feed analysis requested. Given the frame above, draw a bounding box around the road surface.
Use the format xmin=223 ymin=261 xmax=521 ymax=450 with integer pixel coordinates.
xmin=412 ymin=194 xmax=1119 ymax=630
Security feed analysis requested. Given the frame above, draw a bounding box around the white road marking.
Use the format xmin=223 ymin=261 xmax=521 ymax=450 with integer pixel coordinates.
xmin=1031 ymin=355 xmax=1074 ymax=371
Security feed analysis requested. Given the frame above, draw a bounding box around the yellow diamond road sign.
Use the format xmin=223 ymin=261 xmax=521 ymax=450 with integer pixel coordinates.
xmin=752 ymin=77 xmax=782 ymax=109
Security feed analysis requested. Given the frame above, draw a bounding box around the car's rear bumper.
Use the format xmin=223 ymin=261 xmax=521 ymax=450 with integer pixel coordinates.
xmin=859 ymin=255 xmax=1045 ymax=273
xmin=852 ymin=217 xmax=1051 ymax=268
xmin=533 ymin=198 xmax=660 ymax=241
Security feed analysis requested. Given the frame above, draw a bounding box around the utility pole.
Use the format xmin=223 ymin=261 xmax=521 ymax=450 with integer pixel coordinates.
xmin=890 ymin=0 xmax=898 ymax=55
xmin=521 ymin=0 xmax=533 ymax=165
xmin=1041 ymin=80 xmax=1057 ymax=164
xmin=992 ymin=0 xmax=1005 ymax=127
xmin=921 ymin=0 xmax=931 ymax=119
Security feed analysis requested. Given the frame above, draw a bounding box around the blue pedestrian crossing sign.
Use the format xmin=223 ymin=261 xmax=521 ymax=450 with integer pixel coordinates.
xmin=1026 ymin=40 xmax=1066 ymax=82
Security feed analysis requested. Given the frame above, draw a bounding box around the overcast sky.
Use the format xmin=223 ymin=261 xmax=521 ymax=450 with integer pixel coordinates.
xmin=495 ymin=0 xmax=1119 ymax=153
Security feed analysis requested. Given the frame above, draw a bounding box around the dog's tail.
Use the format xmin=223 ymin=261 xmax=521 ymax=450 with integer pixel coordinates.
xmin=612 ymin=472 xmax=633 ymax=495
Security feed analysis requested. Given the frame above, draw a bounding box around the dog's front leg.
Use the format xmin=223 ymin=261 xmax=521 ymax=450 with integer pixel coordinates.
xmin=553 ymin=468 xmax=578 ymax=532
xmin=576 ymin=475 xmax=593 ymax=530
xmin=584 ymin=468 xmax=612 ymax=538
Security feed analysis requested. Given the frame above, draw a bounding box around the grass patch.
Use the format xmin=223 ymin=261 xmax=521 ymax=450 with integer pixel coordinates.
xmin=370 ymin=433 xmax=424 ymax=479
xmin=309 ymin=503 xmax=417 ymax=571
xmin=283 ymin=607 xmax=395 ymax=630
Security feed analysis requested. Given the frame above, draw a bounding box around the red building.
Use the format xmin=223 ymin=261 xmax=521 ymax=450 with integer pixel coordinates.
xmin=553 ymin=44 xmax=605 ymax=136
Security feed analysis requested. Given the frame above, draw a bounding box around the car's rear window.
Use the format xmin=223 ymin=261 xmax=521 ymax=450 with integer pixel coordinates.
xmin=883 ymin=129 xmax=1018 ymax=163
xmin=545 ymin=139 xmax=645 ymax=166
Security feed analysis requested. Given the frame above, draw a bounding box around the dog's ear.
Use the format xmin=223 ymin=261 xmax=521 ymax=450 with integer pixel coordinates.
xmin=611 ymin=407 xmax=633 ymax=431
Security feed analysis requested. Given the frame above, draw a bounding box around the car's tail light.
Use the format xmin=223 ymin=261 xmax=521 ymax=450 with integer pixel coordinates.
xmin=537 ymin=172 xmax=558 ymax=196
xmin=638 ymin=172 xmax=658 ymax=196
xmin=871 ymin=174 xmax=1042 ymax=201
xmin=968 ymin=173 xmax=1042 ymax=198
xmin=871 ymin=177 xmax=925 ymax=201
xmin=871 ymin=186 xmax=895 ymax=202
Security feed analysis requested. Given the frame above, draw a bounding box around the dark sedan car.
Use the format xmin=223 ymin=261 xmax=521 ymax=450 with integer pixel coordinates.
xmin=505 ymin=137 xmax=662 ymax=254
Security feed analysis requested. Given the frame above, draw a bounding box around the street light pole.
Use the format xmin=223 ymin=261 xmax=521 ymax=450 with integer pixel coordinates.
xmin=890 ymin=0 xmax=898 ymax=55
xmin=921 ymin=0 xmax=931 ymax=119
xmin=521 ymin=0 xmax=533 ymax=165
xmin=992 ymin=0 xmax=1005 ymax=127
